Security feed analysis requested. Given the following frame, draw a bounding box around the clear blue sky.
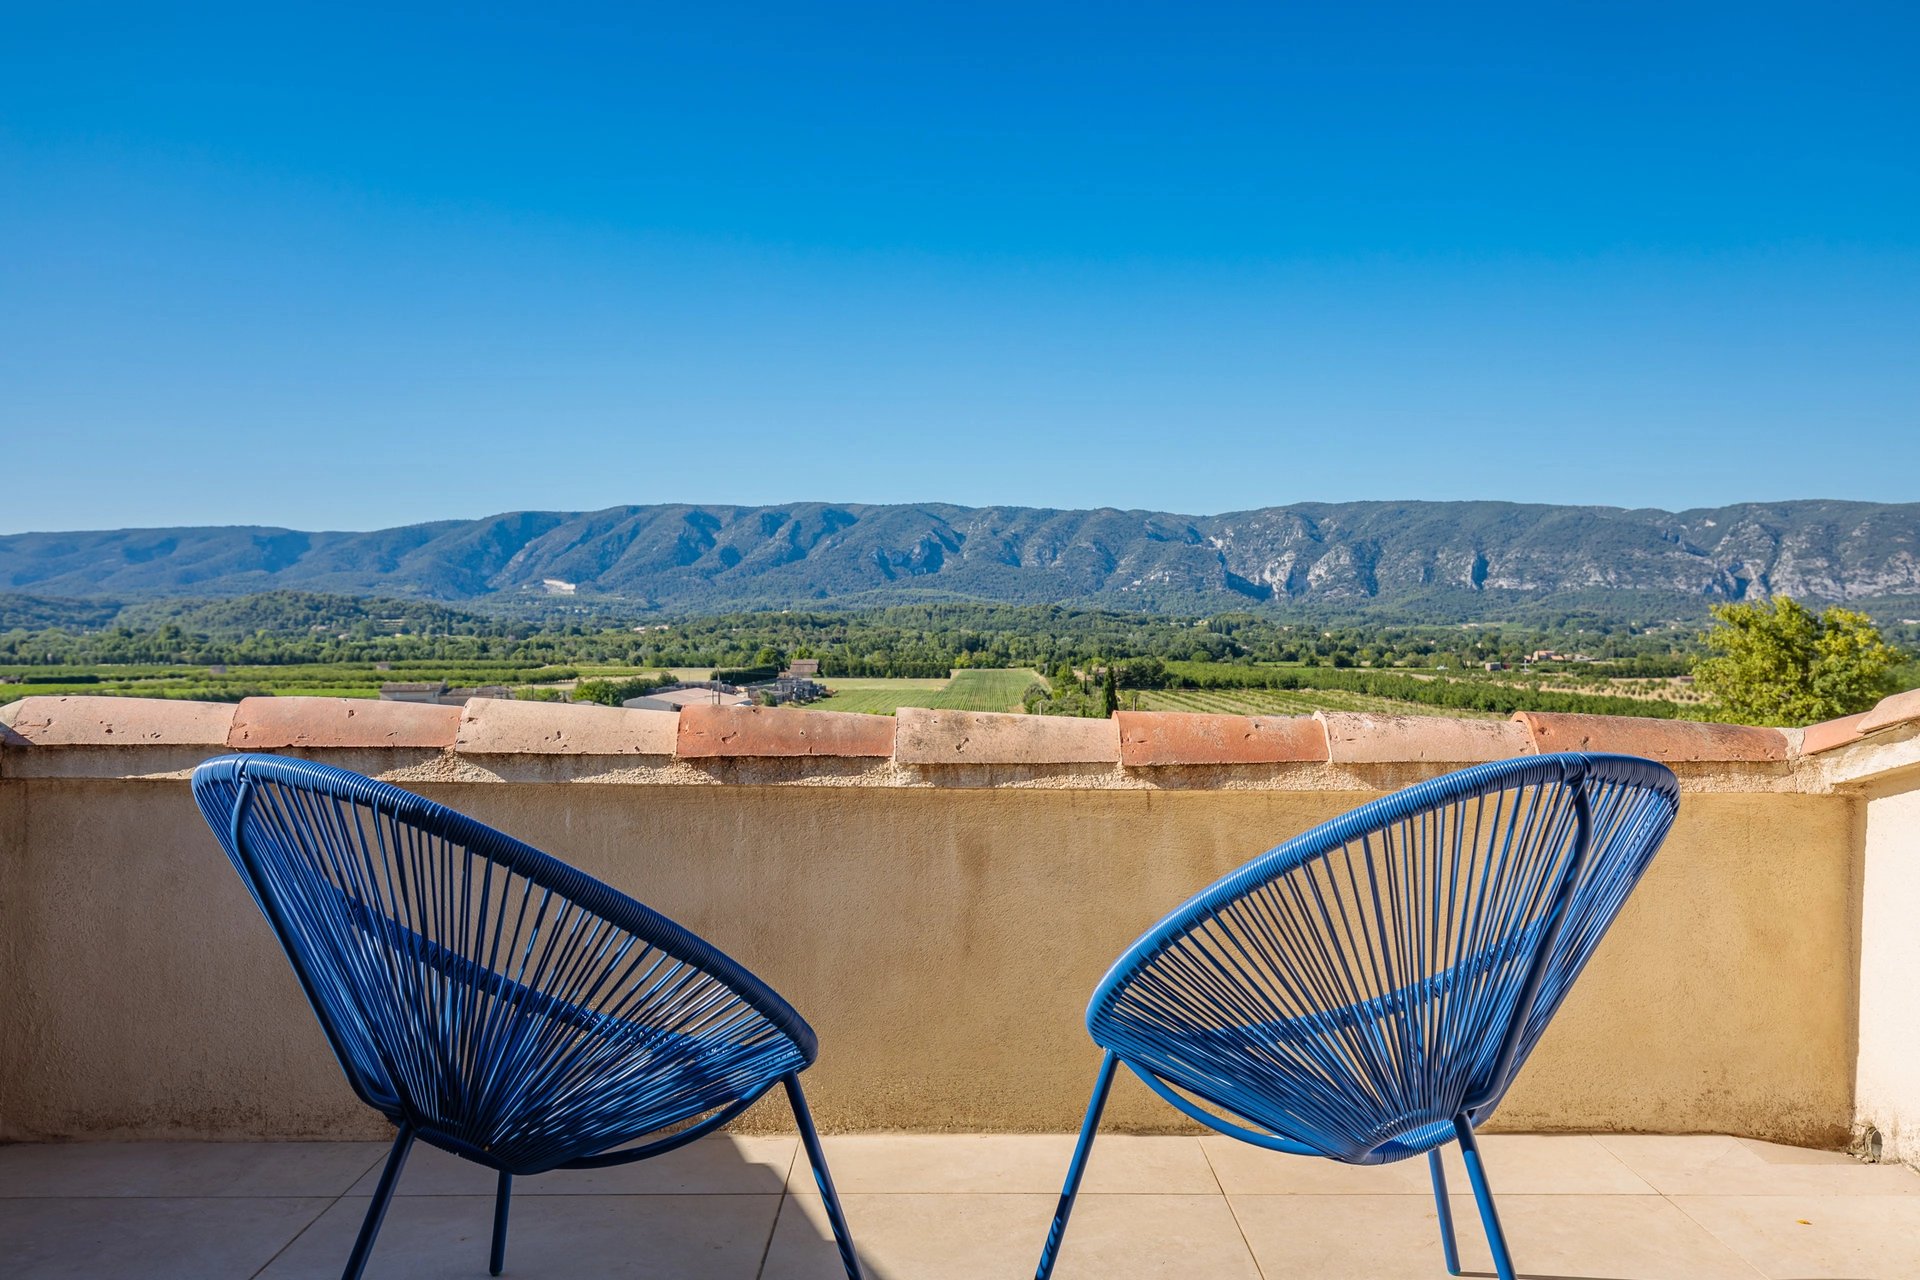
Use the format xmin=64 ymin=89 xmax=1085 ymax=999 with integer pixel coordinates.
xmin=4 ymin=3 xmax=1916 ymax=532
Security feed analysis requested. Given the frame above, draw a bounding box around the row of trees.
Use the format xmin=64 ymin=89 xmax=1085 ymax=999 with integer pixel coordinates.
xmin=1023 ymin=662 xmax=1119 ymax=718
xmin=1018 ymin=655 xmax=1688 ymax=719
xmin=2 ymin=591 xmax=1909 ymax=727
xmin=1016 ymin=599 xmax=1911 ymax=725
xmin=1 ymin=595 xmax=1709 ymax=675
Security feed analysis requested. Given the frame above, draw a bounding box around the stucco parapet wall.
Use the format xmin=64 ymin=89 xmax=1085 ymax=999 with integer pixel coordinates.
xmin=0 ymin=694 xmax=1833 ymax=791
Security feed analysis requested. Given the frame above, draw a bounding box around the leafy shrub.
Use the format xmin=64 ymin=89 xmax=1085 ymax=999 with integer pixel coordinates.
xmin=571 ymin=672 xmax=677 ymax=706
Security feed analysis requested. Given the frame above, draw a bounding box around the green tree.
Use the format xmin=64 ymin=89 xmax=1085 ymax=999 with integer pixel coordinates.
xmin=1024 ymin=660 xmax=1107 ymax=718
xmin=1101 ymin=664 xmax=1119 ymax=717
xmin=1694 ymin=597 xmax=1903 ymax=725
xmin=571 ymin=672 xmax=676 ymax=706
xmin=1111 ymin=656 xmax=1169 ymax=689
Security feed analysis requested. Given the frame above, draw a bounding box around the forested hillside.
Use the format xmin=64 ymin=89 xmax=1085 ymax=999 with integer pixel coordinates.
xmin=4 ymin=500 xmax=1918 ymax=618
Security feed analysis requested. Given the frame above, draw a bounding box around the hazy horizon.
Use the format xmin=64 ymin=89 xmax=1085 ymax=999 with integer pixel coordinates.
xmin=8 ymin=492 xmax=1920 ymax=539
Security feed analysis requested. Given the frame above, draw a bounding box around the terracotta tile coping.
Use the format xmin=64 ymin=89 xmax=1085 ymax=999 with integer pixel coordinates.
xmin=1511 ymin=711 xmax=1786 ymax=763
xmin=1117 ymin=711 xmax=1327 ymax=766
xmin=228 ymin=697 xmax=460 ymax=751
xmin=1790 ymin=689 xmax=1920 ymax=756
xmin=1321 ymin=712 xmax=1530 ymax=764
xmin=12 ymin=690 xmax=1920 ymax=768
xmin=456 ymin=697 xmax=677 ymax=756
xmin=896 ymin=708 xmax=1117 ymax=765
xmin=0 ymin=695 xmax=237 ymax=746
xmin=676 ymin=703 xmax=896 ymax=758
xmin=1858 ymin=688 xmax=1920 ymax=737
xmin=1801 ymin=711 xmax=1873 ymax=757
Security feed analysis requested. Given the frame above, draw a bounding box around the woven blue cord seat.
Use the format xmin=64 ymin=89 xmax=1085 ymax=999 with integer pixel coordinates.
xmin=1034 ymin=752 xmax=1679 ymax=1280
xmin=193 ymin=753 xmax=863 ymax=1280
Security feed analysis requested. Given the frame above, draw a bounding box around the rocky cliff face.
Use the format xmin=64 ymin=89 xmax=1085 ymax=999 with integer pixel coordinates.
xmin=3 ymin=499 xmax=1917 ymax=613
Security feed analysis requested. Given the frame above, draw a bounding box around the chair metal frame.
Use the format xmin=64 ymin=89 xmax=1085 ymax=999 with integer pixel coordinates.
xmin=1034 ymin=752 xmax=1679 ymax=1280
xmin=192 ymin=754 xmax=862 ymax=1280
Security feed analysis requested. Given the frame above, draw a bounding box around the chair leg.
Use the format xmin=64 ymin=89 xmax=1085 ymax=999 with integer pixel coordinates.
xmin=341 ymin=1124 xmax=413 ymax=1280
xmin=1453 ymin=1116 xmax=1516 ymax=1280
xmin=1428 ymin=1147 xmax=1462 ymax=1275
xmin=785 ymin=1074 xmax=864 ymax=1280
xmin=489 ymin=1171 xmax=512 ymax=1275
xmin=1035 ymin=1050 xmax=1119 ymax=1280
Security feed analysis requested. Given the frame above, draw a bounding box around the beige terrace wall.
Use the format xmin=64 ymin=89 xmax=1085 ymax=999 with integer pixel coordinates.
xmin=3 ymin=692 xmax=1911 ymax=1150
xmin=1854 ymin=780 xmax=1920 ymax=1165
xmin=1815 ymin=695 xmax=1920 ymax=1169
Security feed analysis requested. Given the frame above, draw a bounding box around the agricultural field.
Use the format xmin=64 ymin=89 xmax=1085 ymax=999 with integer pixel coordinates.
xmin=810 ymin=669 xmax=1040 ymax=715
xmin=802 ymin=677 xmax=947 ymax=714
xmin=0 ymin=661 xmax=666 ymax=706
xmin=0 ymin=659 xmax=1045 ymax=715
xmin=1132 ymin=687 xmax=1504 ymax=719
xmin=1490 ymin=674 xmax=1711 ymax=706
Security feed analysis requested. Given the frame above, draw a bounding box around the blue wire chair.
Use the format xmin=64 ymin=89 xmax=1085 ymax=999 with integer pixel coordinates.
xmin=192 ymin=754 xmax=863 ymax=1280
xmin=1034 ymin=752 xmax=1679 ymax=1280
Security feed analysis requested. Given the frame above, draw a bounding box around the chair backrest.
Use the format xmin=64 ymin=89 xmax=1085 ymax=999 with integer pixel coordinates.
xmin=193 ymin=754 xmax=813 ymax=1165
xmin=1088 ymin=752 xmax=1678 ymax=1164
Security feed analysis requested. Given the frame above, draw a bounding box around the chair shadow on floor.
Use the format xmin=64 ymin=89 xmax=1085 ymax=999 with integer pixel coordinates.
xmin=0 ymin=1133 xmax=895 ymax=1280
xmin=274 ymin=1131 xmax=896 ymax=1280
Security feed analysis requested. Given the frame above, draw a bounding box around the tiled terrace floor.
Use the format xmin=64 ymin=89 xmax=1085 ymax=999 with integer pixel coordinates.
xmin=3 ymin=1133 xmax=1918 ymax=1279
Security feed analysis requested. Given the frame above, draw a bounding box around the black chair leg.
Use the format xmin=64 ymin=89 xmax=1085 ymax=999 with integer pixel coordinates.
xmin=1036 ymin=1050 xmax=1118 ymax=1280
xmin=1455 ymin=1116 xmax=1517 ymax=1280
xmin=342 ymin=1124 xmax=413 ymax=1280
xmin=1428 ymin=1147 xmax=1462 ymax=1275
xmin=490 ymin=1171 xmax=512 ymax=1275
xmin=786 ymin=1074 xmax=863 ymax=1280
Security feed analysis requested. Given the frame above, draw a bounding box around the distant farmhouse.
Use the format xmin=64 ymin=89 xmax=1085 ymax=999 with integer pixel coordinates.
xmin=620 ymin=667 xmax=829 ymax=712
xmin=378 ymin=681 xmax=513 ymax=707
xmin=621 ymin=684 xmax=749 ymax=711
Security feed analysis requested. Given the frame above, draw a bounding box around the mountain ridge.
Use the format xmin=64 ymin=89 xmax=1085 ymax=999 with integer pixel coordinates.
xmin=4 ymin=499 xmax=1917 ymax=617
